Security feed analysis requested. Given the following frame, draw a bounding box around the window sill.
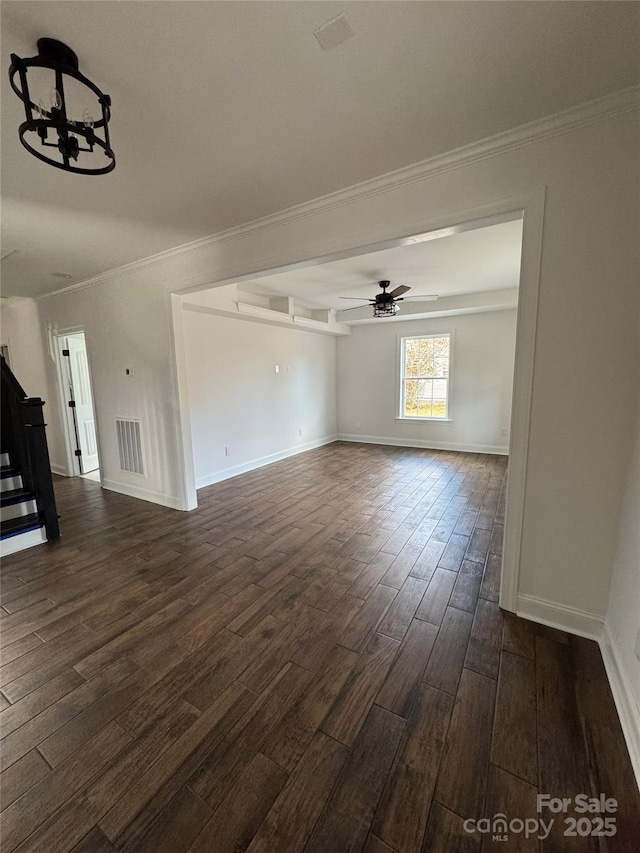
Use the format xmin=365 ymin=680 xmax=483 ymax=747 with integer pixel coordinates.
xmin=395 ymin=417 xmax=453 ymax=423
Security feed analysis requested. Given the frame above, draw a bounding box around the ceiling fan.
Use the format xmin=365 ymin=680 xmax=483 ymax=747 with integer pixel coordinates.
xmin=339 ymin=280 xmax=438 ymax=317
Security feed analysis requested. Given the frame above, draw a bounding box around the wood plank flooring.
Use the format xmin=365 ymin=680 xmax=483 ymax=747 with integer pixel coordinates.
xmin=1 ymin=442 xmax=638 ymax=852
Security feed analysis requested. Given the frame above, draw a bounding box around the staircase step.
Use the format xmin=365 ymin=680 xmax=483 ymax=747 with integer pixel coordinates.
xmin=0 ymin=467 xmax=22 ymax=493
xmin=0 ymin=513 xmax=43 ymax=540
xmin=0 ymin=521 xmax=47 ymax=557
xmin=0 ymin=488 xmax=34 ymax=507
xmin=1 ymin=489 xmax=38 ymax=522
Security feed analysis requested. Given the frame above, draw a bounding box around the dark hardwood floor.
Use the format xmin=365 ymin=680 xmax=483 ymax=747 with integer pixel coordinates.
xmin=1 ymin=442 xmax=638 ymax=852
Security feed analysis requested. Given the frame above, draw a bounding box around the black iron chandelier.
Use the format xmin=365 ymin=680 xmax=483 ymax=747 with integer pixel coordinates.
xmin=9 ymin=38 xmax=115 ymax=175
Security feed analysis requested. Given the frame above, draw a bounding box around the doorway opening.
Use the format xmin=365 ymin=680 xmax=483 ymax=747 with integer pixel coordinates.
xmin=54 ymin=331 xmax=100 ymax=480
xmin=172 ymin=188 xmax=544 ymax=613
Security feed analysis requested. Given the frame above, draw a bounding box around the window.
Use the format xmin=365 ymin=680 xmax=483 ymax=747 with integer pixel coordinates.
xmin=399 ymin=334 xmax=451 ymax=419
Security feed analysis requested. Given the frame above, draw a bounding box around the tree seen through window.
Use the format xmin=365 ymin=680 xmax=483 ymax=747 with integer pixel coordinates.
xmin=401 ymin=335 xmax=450 ymax=418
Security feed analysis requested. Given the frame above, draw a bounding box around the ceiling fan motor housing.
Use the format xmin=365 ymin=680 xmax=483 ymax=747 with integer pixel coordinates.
xmin=377 ymin=280 xmax=392 ymax=303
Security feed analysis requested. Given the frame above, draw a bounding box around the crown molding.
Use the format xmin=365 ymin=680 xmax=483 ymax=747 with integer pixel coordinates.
xmin=40 ymin=85 xmax=639 ymax=301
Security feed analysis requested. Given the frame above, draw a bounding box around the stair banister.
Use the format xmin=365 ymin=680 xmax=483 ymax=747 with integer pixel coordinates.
xmin=0 ymin=355 xmax=60 ymax=541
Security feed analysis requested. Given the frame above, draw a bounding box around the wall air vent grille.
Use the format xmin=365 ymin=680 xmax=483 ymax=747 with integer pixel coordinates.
xmin=115 ymin=418 xmax=144 ymax=475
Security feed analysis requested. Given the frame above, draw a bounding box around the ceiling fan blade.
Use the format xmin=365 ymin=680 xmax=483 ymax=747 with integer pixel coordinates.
xmin=339 ymin=296 xmax=374 ymax=301
xmin=388 ymin=284 xmax=411 ymax=298
xmin=339 ymin=303 xmax=373 ymax=312
xmin=398 ymin=294 xmax=439 ymax=301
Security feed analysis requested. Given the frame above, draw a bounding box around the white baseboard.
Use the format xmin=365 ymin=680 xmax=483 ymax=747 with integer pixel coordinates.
xmin=196 ymin=435 xmax=338 ymax=490
xmin=50 ymin=463 xmax=70 ymax=476
xmin=101 ymin=478 xmax=187 ymax=511
xmin=337 ymin=433 xmax=509 ymax=455
xmin=516 ymin=593 xmax=604 ymax=640
xmin=600 ymin=623 xmax=640 ymax=790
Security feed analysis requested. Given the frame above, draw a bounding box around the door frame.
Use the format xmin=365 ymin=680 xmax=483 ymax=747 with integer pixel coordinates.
xmin=53 ymin=327 xmax=102 ymax=480
xmin=172 ymin=187 xmax=545 ymax=613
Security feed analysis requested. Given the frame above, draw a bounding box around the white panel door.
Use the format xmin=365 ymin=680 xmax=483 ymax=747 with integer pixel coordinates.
xmin=66 ymin=335 xmax=99 ymax=473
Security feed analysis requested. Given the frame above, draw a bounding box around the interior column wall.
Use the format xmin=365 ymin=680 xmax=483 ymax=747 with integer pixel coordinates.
xmin=605 ymin=411 xmax=640 ymax=725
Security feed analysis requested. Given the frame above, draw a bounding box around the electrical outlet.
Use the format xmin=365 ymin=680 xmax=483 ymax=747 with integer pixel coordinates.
xmin=275 ymin=364 xmax=280 ymax=374
xmin=298 ymin=429 xmax=303 ymax=437
xmin=224 ymin=446 xmax=231 ymax=456
xmin=500 ymin=427 xmax=508 ymax=436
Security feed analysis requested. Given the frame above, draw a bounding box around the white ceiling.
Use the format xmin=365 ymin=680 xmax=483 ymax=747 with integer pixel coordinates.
xmin=241 ymin=218 xmax=523 ymax=311
xmin=1 ymin=1 xmax=638 ymax=298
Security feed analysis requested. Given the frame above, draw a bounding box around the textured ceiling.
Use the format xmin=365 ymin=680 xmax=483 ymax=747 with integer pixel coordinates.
xmin=1 ymin=1 xmax=638 ymax=297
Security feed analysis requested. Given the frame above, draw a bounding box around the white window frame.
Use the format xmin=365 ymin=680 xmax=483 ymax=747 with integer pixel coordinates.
xmin=397 ymin=333 xmax=452 ymax=421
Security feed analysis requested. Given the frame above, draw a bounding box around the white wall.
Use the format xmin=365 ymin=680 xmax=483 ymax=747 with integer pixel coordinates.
xmin=37 ymin=275 xmax=187 ymax=507
xmin=31 ymin=104 xmax=639 ymax=624
xmin=337 ymin=309 xmax=517 ymax=453
xmin=182 ymin=310 xmax=337 ymax=487
xmin=0 ymin=298 xmax=49 ymax=397
xmin=0 ymin=297 xmax=66 ymax=461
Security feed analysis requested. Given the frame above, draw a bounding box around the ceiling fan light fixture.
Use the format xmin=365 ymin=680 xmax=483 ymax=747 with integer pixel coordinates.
xmin=339 ymin=279 xmax=436 ymax=318
xmin=9 ymin=38 xmax=115 ymax=175
xmin=373 ymin=302 xmax=398 ymax=318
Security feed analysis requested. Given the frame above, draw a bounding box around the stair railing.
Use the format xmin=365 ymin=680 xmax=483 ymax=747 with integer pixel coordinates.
xmin=1 ymin=355 xmax=60 ymax=541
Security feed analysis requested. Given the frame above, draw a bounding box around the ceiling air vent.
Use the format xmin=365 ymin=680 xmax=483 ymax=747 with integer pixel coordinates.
xmin=116 ymin=418 xmax=144 ymax=475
